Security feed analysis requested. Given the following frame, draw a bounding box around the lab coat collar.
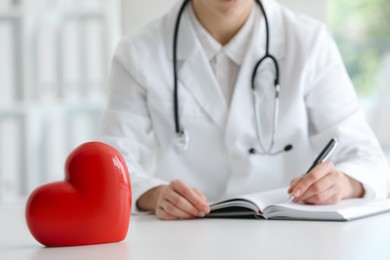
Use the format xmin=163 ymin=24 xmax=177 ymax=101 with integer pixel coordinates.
xmin=165 ymin=1 xmax=229 ymax=131
xmin=223 ymin=7 xmax=257 ymax=66
xmin=188 ymin=4 xmax=221 ymax=62
xmin=189 ymin=3 xmax=256 ymax=66
xmin=164 ymin=1 xmax=196 ymax=61
xmin=164 ymin=0 xmax=286 ymax=61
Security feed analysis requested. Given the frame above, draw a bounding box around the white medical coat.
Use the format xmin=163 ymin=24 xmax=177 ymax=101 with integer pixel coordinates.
xmin=100 ymin=0 xmax=389 ymax=213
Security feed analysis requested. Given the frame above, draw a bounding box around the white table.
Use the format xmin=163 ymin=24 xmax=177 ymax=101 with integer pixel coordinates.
xmin=1 ymin=205 xmax=390 ymax=260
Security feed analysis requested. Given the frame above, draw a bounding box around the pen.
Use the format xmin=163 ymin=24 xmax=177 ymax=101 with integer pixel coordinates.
xmin=288 ymin=138 xmax=338 ymax=203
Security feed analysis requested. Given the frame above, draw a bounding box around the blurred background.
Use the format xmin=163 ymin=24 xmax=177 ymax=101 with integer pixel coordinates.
xmin=0 ymin=0 xmax=389 ymax=205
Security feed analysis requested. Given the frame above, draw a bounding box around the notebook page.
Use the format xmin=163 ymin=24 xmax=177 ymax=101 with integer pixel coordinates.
xmin=235 ymin=187 xmax=289 ymax=211
xmin=338 ymin=199 xmax=390 ymax=219
xmin=265 ymin=198 xmax=390 ymax=220
xmin=209 ymin=187 xmax=289 ymax=214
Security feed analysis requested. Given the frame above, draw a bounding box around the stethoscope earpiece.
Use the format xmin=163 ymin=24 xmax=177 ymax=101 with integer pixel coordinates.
xmin=284 ymin=144 xmax=293 ymax=152
xmin=248 ymin=148 xmax=257 ymax=154
xmin=248 ymin=144 xmax=293 ymax=155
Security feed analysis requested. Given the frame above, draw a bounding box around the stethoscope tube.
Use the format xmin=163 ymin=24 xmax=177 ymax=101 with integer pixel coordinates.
xmin=251 ymin=0 xmax=280 ymax=88
xmin=173 ymin=0 xmax=189 ymax=135
xmin=172 ymin=0 xmax=292 ymax=155
xmin=172 ymin=0 xmax=190 ymax=153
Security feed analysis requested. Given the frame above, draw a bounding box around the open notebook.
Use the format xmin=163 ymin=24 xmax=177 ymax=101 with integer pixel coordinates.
xmin=207 ymin=188 xmax=390 ymax=221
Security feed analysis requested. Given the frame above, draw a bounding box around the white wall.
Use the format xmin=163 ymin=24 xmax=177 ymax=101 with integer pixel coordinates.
xmin=0 ymin=0 xmax=121 ymax=204
xmin=122 ymin=0 xmax=328 ymax=34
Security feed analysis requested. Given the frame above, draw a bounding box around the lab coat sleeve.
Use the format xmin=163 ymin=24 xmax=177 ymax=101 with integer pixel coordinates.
xmin=99 ymin=39 xmax=168 ymax=214
xmin=304 ymin=26 xmax=389 ymax=199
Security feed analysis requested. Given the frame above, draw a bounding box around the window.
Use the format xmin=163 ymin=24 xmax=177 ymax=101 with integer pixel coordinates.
xmin=329 ymin=0 xmax=390 ymax=153
xmin=0 ymin=0 xmax=121 ymax=204
xmin=329 ymin=0 xmax=390 ymax=96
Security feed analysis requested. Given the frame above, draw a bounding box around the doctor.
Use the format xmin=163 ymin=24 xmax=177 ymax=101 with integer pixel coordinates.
xmin=100 ymin=0 xmax=389 ymax=220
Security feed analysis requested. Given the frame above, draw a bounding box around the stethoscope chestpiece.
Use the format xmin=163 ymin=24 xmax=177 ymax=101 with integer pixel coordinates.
xmin=174 ymin=129 xmax=189 ymax=154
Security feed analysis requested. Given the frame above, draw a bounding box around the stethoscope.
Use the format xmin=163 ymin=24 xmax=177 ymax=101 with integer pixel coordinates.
xmin=173 ymin=0 xmax=293 ymax=155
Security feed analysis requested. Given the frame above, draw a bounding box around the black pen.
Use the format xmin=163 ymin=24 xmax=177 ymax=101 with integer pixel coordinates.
xmin=288 ymin=138 xmax=338 ymax=202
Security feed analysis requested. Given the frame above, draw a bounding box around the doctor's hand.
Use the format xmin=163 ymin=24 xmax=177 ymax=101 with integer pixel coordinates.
xmin=136 ymin=179 xmax=210 ymax=220
xmin=288 ymin=161 xmax=365 ymax=205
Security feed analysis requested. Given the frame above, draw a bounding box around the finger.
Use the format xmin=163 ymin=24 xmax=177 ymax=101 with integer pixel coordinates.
xmin=156 ymin=206 xmax=179 ymax=221
xmin=320 ymin=193 xmax=342 ymax=205
xmin=301 ymin=185 xmax=336 ymax=205
xmin=171 ymin=179 xmax=209 ymax=213
xmin=288 ymin=178 xmax=301 ymax=194
xmin=303 ymin=186 xmax=342 ymax=205
xmin=296 ymin=172 xmax=336 ymax=201
xmin=193 ymin=188 xmax=207 ymax=201
xmin=193 ymin=188 xmax=210 ymax=213
xmin=160 ymin=199 xmax=195 ymax=219
xmin=290 ymin=161 xmax=334 ymax=198
xmin=166 ymin=189 xmax=205 ymax=217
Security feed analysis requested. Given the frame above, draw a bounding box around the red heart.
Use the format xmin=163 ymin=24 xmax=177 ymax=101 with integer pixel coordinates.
xmin=25 ymin=142 xmax=132 ymax=247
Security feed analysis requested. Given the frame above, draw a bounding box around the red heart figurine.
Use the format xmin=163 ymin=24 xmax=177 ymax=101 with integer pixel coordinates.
xmin=25 ymin=142 xmax=132 ymax=247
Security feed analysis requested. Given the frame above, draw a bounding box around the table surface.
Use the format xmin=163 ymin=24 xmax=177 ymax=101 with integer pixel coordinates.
xmin=1 ymin=206 xmax=390 ymax=260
